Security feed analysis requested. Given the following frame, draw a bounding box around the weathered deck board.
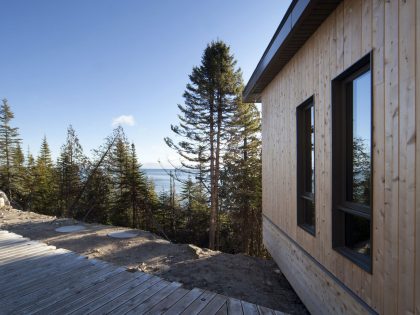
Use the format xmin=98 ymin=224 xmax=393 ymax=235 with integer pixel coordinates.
xmin=227 ymin=298 xmax=244 ymax=314
xmin=0 ymin=230 xmax=284 ymax=315
xmin=125 ymin=282 xmax=183 ymax=314
xmin=89 ymin=276 xmax=163 ymax=314
xmin=144 ymin=286 xmax=189 ymax=314
xmin=180 ymin=290 xmax=217 ymax=314
xmin=164 ymin=287 xmax=205 ymax=315
xmin=198 ymin=294 xmax=227 ymax=315
xmin=12 ymin=264 xmax=119 ymax=314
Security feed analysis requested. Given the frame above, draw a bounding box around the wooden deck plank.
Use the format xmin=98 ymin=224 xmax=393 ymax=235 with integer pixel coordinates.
xmin=43 ymin=270 xmax=137 ymax=315
xmin=0 ymin=246 xmax=67 ymax=264
xmin=180 ymin=290 xmax=217 ymax=315
xmin=90 ymin=276 xmax=163 ymax=315
xmin=198 ymin=294 xmax=228 ymax=315
xmin=42 ymin=270 xmax=134 ymax=315
xmin=0 ymin=251 xmax=78 ymax=283
xmin=0 ymin=249 xmax=69 ymax=272
xmin=1 ymin=250 xmax=84 ymax=282
xmin=227 ymin=298 xmax=244 ymax=315
xmin=258 ymin=305 xmax=276 ymax=315
xmin=0 ymin=244 xmax=65 ymax=259
xmin=144 ymin=286 xmax=189 ymax=314
xmin=241 ymin=300 xmax=260 ymax=315
xmin=19 ymin=265 xmax=124 ymax=314
xmin=0 ymin=256 xmax=92 ymax=302
xmin=0 ymin=231 xmax=23 ymax=238
xmin=5 ymin=263 xmax=116 ymax=313
xmin=0 ymin=257 xmax=88 ymax=298
xmin=0 ymin=237 xmax=29 ymax=246
xmin=111 ymin=280 xmax=173 ymax=315
xmin=215 ymin=302 xmax=228 ymax=315
xmin=69 ymin=272 xmax=152 ymax=315
xmin=1 ymin=256 xmax=97 ymax=300
xmin=0 ymin=248 xmax=56 ymax=264
xmin=125 ymin=282 xmax=183 ymax=315
xmin=164 ymin=287 xmax=205 ymax=315
xmin=0 ymin=241 xmax=50 ymax=255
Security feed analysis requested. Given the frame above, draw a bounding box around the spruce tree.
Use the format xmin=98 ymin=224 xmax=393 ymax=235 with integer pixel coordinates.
xmin=33 ymin=136 xmax=57 ymax=215
xmin=24 ymin=149 xmax=36 ymax=210
xmin=128 ymin=143 xmax=148 ymax=228
xmin=222 ymin=99 xmax=264 ymax=256
xmin=180 ymin=177 xmax=209 ymax=245
xmin=11 ymin=144 xmax=26 ymax=207
xmin=0 ymin=99 xmax=21 ymax=200
xmin=165 ymin=40 xmax=242 ymax=249
xmin=57 ymin=125 xmax=86 ymax=217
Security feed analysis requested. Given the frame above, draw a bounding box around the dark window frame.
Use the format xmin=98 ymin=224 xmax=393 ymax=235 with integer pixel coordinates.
xmin=332 ymin=52 xmax=373 ymax=273
xmin=297 ymin=96 xmax=316 ymax=236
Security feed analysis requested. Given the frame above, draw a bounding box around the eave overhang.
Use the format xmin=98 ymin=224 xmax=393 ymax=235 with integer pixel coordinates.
xmin=243 ymin=0 xmax=342 ymax=103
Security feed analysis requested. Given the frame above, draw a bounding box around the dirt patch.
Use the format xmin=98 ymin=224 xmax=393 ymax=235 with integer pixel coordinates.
xmin=0 ymin=208 xmax=308 ymax=314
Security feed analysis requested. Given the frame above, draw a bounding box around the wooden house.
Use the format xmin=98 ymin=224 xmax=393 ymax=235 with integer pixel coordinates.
xmin=243 ymin=0 xmax=419 ymax=314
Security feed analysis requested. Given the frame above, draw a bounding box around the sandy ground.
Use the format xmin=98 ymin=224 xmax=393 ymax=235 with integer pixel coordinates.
xmin=0 ymin=208 xmax=308 ymax=314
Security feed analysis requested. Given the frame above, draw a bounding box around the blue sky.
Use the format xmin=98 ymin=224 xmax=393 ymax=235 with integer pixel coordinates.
xmin=0 ymin=0 xmax=291 ymax=168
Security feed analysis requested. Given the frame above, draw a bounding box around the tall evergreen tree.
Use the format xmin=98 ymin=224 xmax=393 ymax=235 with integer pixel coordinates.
xmin=128 ymin=143 xmax=149 ymax=228
xmin=106 ymin=131 xmax=131 ymax=226
xmin=57 ymin=125 xmax=86 ymax=217
xmin=179 ymin=177 xmax=209 ymax=246
xmin=24 ymin=148 xmax=37 ymax=210
xmin=105 ymin=129 xmax=149 ymax=228
xmin=33 ymin=137 xmax=57 ymax=215
xmin=165 ymin=40 xmax=242 ymax=249
xmin=221 ymin=100 xmax=264 ymax=256
xmin=0 ymin=99 xmax=21 ymax=200
xmin=11 ymin=144 xmax=26 ymax=207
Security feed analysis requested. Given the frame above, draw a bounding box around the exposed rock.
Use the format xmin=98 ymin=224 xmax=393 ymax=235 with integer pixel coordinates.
xmin=0 ymin=190 xmax=10 ymax=209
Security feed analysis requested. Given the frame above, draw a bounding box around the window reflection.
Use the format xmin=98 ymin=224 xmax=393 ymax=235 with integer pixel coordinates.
xmin=344 ymin=213 xmax=370 ymax=257
xmin=348 ymin=70 xmax=371 ymax=206
xmin=297 ymin=99 xmax=315 ymax=234
xmin=304 ymin=105 xmax=315 ymax=195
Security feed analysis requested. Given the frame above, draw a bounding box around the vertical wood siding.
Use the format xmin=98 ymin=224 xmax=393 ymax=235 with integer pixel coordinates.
xmin=261 ymin=0 xmax=418 ymax=313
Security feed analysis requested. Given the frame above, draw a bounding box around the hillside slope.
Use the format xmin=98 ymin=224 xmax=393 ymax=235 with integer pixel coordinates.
xmin=0 ymin=208 xmax=307 ymax=314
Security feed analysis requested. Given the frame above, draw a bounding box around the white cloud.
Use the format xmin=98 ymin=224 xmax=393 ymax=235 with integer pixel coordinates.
xmin=112 ymin=115 xmax=135 ymax=127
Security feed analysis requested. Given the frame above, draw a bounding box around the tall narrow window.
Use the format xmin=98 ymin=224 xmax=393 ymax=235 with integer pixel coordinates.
xmin=332 ymin=53 xmax=372 ymax=272
xmin=297 ymin=97 xmax=315 ymax=235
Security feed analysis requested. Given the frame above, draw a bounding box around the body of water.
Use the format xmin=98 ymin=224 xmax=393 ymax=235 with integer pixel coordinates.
xmin=142 ymin=169 xmax=192 ymax=194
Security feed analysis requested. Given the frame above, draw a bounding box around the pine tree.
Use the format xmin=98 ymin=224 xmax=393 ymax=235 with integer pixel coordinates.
xmin=221 ymin=99 xmax=264 ymax=256
xmin=79 ymin=166 xmax=112 ymax=224
xmin=24 ymin=149 xmax=36 ymax=210
xmin=33 ymin=136 xmax=57 ymax=215
xmin=165 ymin=40 xmax=242 ymax=249
xmin=128 ymin=143 xmax=149 ymax=228
xmin=179 ymin=177 xmax=209 ymax=245
xmin=57 ymin=125 xmax=86 ymax=217
xmin=0 ymin=99 xmax=21 ymax=200
xmin=11 ymin=144 xmax=26 ymax=207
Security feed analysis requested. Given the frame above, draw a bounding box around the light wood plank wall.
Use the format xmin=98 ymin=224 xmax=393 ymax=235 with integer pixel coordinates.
xmin=260 ymin=0 xmax=419 ymax=314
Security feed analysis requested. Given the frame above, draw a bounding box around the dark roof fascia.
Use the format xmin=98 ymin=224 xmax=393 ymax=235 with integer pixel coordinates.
xmin=243 ymin=0 xmax=342 ymax=103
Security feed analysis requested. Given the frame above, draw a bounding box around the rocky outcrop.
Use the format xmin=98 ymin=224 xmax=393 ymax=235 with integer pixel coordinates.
xmin=0 ymin=190 xmax=10 ymax=208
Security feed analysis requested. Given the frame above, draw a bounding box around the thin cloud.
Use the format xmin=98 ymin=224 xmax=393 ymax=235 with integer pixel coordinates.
xmin=112 ymin=115 xmax=135 ymax=127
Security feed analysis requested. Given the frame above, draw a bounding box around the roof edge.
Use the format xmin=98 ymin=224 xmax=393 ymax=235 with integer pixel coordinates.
xmin=243 ymin=0 xmax=342 ymax=103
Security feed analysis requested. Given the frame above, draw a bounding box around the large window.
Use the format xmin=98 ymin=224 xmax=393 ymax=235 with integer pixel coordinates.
xmin=297 ymin=97 xmax=315 ymax=235
xmin=332 ymin=53 xmax=372 ymax=272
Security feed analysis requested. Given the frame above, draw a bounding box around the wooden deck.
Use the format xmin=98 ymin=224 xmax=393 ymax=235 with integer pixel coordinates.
xmin=0 ymin=230 xmax=285 ymax=315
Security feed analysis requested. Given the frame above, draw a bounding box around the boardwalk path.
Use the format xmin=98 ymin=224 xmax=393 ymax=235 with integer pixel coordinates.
xmin=0 ymin=230 xmax=285 ymax=314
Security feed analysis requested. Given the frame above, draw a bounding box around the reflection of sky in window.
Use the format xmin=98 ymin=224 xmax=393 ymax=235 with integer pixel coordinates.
xmin=353 ymin=71 xmax=371 ymax=152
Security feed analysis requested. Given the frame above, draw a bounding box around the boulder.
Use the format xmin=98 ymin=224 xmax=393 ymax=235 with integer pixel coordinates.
xmin=0 ymin=190 xmax=10 ymax=209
